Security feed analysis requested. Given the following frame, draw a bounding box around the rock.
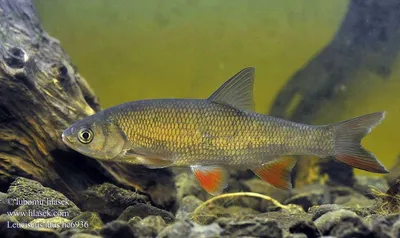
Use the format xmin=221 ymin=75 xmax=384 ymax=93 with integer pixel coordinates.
xmin=371 ymin=220 xmax=393 ymax=238
xmin=289 ymin=221 xmax=321 ymax=238
xmin=310 ymin=204 xmax=371 ymax=220
xmin=175 ymin=195 xmax=203 ymax=220
xmin=334 ymin=194 xmax=374 ymax=208
xmin=329 ymin=216 xmax=371 ymax=237
xmin=189 ymin=222 xmax=223 ymax=238
xmin=127 ymin=216 xmax=142 ymax=227
xmin=330 ymin=186 xmax=372 ymax=206
xmin=243 ymin=178 xmax=291 ymax=202
xmin=189 ymin=202 xmax=271 ymax=225
xmin=158 ymin=219 xmax=222 ymax=238
xmin=225 ymin=177 xmax=251 ymax=194
xmin=70 ymin=212 xmax=104 ymax=232
xmin=81 ymin=183 xmax=148 ymax=220
xmin=29 ymin=216 xmax=70 ymax=230
xmin=10 ymin=206 xmax=36 ymax=223
xmin=228 ymin=191 xmax=290 ymax=214
xmin=314 ymin=209 xmax=360 ymax=235
xmin=285 ymin=183 xmax=374 ymax=212
xmin=60 ymin=229 xmax=100 ymax=238
xmin=283 ymin=190 xmax=324 ymax=211
xmin=372 ymin=223 xmax=393 ymax=238
xmin=0 ymin=192 xmax=8 ymax=214
xmin=354 ymin=175 xmax=389 ymax=197
xmin=100 ymin=220 xmax=136 ymax=238
xmin=227 ymin=168 xmax=254 ymax=180
xmin=191 ymin=203 xmax=230 ymax=225
xmin=370 ymin=215 xmax=400 ymax=238
xmin=386 ymin=215 xmax=400 ymax=226
xmin=287 ymin=234 xmax=308 ymax=238
xmin=7 ymin=177 xmax=81 ymax=221
xmin=225 ymin=206 xmax=259 ymax=217
xmin=309 ymin=204 xmax=344 ymax=220
xmin=218 ymin=217 xmax=283 ymax=238
xmin=0 ymin=214 xmax=19 ymax=223
xmin=138 ymin=216 xmax=166 ymax=232
xmin=70 ymin=234 xmax=102 ymax=238
xmin=132 ymin=215 xmax=166 ymax=237
xmin=257 ymin=209 xmax=311 ymax=231
xmin=117 ymin=203 xmax=174 ymax=223
xmin=175 ymin=172 xmax=209 ymax=202
xmin=158 ymin=219 xmax=193 ymax=238
xmin=0 ymin=218 xmax=60 ymax=238
xmin=373 ymin=214 xmax=400 ymax=227
xmin=392 ymin=219 xmax=400 ymax=238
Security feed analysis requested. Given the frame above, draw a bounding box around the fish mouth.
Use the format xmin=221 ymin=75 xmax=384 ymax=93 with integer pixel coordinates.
xmin=61 ymin=131 xmax=72 ymax=148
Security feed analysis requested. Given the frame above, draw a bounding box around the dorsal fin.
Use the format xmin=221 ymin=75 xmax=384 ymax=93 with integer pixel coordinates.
xmin=208 ymin=67 xmax=255 ymax=111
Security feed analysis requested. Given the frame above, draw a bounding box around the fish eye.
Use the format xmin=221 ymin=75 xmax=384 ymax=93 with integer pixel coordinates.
xmin=78 ymin=128 xmax=93 ymax=144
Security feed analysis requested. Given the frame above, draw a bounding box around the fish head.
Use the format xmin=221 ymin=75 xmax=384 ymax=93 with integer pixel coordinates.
xmin=62 ymin=113 xmax=127 ymax=160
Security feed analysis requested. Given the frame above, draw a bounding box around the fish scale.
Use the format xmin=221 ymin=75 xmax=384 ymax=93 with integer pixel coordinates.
xmin=62 ymin=67 xmax=389 ymax=195
xmin=107 ymin=98 xmax=333 ymax=166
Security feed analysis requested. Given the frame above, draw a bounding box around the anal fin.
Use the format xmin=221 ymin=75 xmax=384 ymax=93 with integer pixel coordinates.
xmin=191 ymin=165 xmax=229 ymax=195
xmin=252 ymin=157 xmax=297 ymax=190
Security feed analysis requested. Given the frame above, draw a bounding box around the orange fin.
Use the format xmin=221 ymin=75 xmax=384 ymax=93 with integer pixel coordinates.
xmin=252 ymin=157 xmax=297 ymax=190
xmin=191 ymin=165 xmax=229 ymax=195
xmin=336 ymin=155 xmax=388 ymax=173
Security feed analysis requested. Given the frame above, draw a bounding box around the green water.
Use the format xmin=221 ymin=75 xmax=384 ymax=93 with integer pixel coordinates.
xmin=33 ymin=0 xmax=398 ymax=174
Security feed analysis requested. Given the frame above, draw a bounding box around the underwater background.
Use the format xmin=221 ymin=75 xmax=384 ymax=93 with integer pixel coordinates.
xmin=33 ymin=0 xmax=399 ymax=174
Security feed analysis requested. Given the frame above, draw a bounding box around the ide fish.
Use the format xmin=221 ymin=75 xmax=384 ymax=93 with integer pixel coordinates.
xmin=62 ymin=67 xmax=389 ymax=195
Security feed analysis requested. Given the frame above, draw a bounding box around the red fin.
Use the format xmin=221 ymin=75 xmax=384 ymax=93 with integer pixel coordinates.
xmin=252 ymin=157 xmax=297 ymax=190
xmin=333 ymin=111 xmax=389 ymax=173
xmin=336 ymin=155 xmax=388 ymax=173
xmin=191 ymin=165 xmax=229 ymax=195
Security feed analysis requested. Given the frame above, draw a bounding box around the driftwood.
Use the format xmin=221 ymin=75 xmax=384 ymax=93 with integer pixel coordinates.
xmin=0 ymin=0 xmax=176 ymax=208
xmin=269 ymin=0 xmax=400 ymax=187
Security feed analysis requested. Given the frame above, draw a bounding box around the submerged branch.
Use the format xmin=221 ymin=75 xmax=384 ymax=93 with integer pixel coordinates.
xmin=0 ymin=0 xmax=176 ymax=208
xmin=268 ymin=0 xmax=400 ymax=188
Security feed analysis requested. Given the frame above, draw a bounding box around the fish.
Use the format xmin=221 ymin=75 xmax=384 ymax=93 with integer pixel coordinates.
xmin=61 ymin=67 xmax=389 ymax=195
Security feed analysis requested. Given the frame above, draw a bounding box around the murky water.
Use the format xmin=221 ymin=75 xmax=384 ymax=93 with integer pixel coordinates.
xmin=33 ymin=0 xmax=398 ymax=173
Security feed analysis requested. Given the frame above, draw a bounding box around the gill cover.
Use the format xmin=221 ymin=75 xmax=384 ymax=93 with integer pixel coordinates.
xmin=99 ymin=122 xmax=127 ymax=159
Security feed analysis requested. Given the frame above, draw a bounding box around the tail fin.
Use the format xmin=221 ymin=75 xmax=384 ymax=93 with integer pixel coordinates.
xmin=333 ymin=111 xmax=389 ymax=173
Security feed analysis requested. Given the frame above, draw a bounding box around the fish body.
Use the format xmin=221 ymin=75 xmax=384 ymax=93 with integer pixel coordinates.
xmin=96 ymin=98 xmax=332 ymax=167
xmin=62 ymin=67 xmax=389 ymax=195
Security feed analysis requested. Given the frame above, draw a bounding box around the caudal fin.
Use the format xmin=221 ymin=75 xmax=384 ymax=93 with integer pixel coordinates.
xmin=333 ymin=111 xmax=389 ymax=173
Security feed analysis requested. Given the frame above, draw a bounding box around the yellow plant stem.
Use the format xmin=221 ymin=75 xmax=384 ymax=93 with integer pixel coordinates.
xmin=192 ymin=192 xmax=294 ymax=223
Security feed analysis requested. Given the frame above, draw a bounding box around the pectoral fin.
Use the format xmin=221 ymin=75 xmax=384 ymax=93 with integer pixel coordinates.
xmin=191 ymin=165 xmax=229 ymax=195
xmin=120 ymin=150 xmax=174 ymax=168
xmin=136 ymin=156 xmax=174 ymax=169
xmin=252 ymin=157 xmax=297 ymax=190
